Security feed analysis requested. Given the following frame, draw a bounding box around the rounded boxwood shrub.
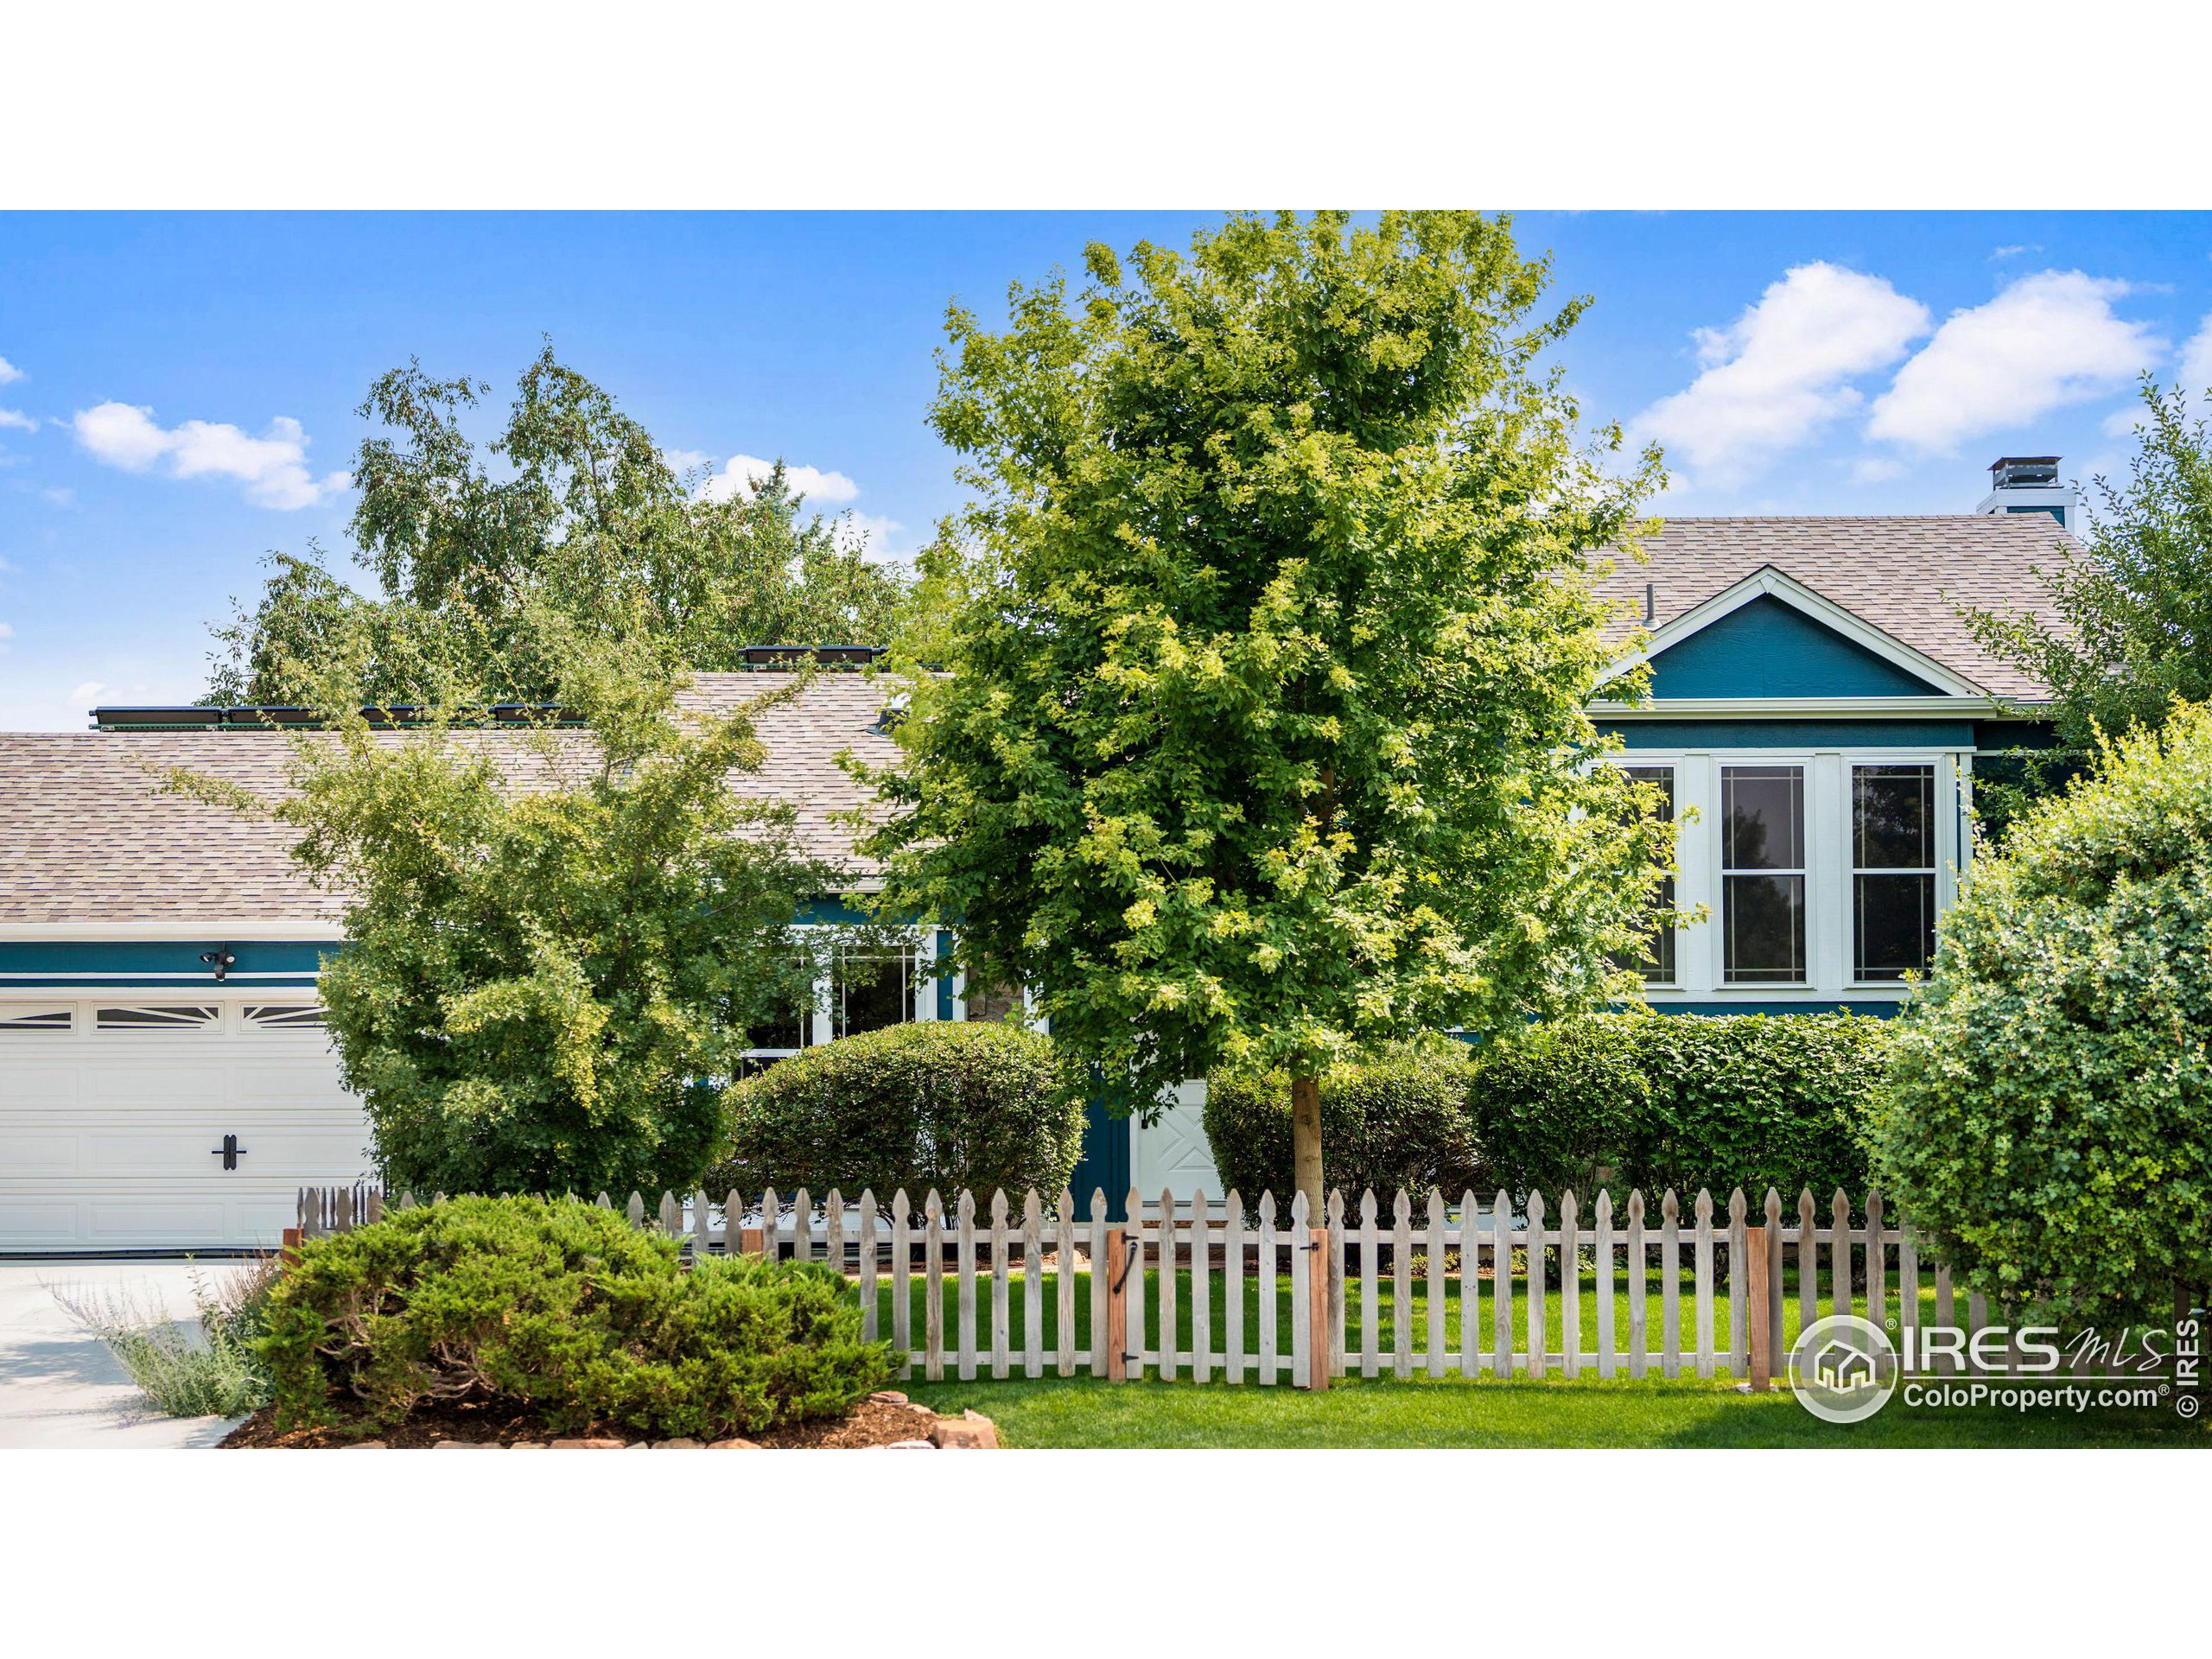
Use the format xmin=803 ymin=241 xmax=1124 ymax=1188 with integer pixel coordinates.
xmin=1201 ymin=1046 xmax=1483 ymax=1204
xmin=258 ymin=1194 xmax=889 ymax=1439
xmin=706 ymin=1020 xmax=1086 ymax=1201
xmin=1872 ymin=706 xmax=2212 ymax=1325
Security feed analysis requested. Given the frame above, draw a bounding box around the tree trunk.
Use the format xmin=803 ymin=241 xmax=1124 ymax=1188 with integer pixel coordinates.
xmin=1290 ymin=1072 xmax=1325 ymax=1221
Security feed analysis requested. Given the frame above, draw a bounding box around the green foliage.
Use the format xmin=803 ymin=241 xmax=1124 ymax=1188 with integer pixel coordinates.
xmin=259 ymin=1195 xmax=890 ymax=1438
xmin=1205 ymin=1013 xmax=1891 ymax=1205
xmin=1465 ymin=1013 xmax=1890 ymax=1203
xmin=170 ymin=641 xmax=851 ymax=1198
xmin=708 ymin=1020 xmax=1087 ymax=1201
xmin=1201 ymin=1046 xmax=1484 ymax=1203
xmin=1459 ymin=1016 xmax=1649 ymax=1198
xmin=1964 ymin=378 xmax=2212 ymax=750
xmin=54 ymin=1258 xmax=281 ymax=1420
xmin=1599 ymin=1012 xmax=1890 ymax=1203
xmin=862 ymin=212 xmax=1672 ymax=1141
xmin=1872 ymin=704 xmax=2212 ymax=1325
xmin=206 ymin=346 xmax=913 ymax=706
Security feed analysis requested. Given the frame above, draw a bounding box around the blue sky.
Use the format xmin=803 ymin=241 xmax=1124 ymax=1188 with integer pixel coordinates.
xmin=3 ymin=210 xmax=2208 ymax=729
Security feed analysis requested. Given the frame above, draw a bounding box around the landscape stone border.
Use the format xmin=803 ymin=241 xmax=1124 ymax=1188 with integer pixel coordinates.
xmin=344 ymin=1392 xmax=1000 ymax=1450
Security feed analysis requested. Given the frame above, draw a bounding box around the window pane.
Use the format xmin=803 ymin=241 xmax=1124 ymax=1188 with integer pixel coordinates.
xmin=1725 ymin=874 xmax=1805 ymax=983
xmin=1618 ymin=766 xmax=1675 ymax=983
xmin=1855 ymin=873 xmax=1935 ymax=981
xmin=1723 ymin=767 xmax=1803 ymax=870
xmin=1855 ymin=766 xmax=1933 ymax=868
xmin=836 ymin=952 xmax=913 ymax=1037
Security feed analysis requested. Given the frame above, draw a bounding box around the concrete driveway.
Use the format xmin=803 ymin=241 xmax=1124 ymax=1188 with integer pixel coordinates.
xmin=0 ymin=1261 xmax=251 ymax=1448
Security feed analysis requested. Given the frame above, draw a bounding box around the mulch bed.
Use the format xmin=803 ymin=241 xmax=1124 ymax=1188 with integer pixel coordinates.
xmin=219 ymin=1394 xmax=944 ymax=1450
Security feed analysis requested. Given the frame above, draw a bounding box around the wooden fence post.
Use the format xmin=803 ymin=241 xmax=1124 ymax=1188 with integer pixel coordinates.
xmin=1104 ymin=1224 xmax=1129 ymax=1382
xmin=1308 ymin=1223 xmax=1332 ymax=1392
xmin=1745 ymin=1223 xmax=1772 ymax=1391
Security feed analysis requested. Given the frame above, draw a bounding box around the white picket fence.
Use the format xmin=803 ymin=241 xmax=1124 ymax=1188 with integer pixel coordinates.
xmin=298 ymin=1182 xmax=2013 ymax=1387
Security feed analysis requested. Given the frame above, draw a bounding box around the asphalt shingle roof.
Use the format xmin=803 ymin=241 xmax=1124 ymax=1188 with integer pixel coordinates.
xmin=0 ymin=671 xmax=901 ymax=929
xmin=1590 ymin=515 xmax=2076 ymax=699
xmin=0 ymin=515 xmax=2078 ymax=930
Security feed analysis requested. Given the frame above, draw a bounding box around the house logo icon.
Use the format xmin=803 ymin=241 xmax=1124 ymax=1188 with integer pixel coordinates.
xmin=1789 ymin=1314 xmax=1898 ymax=1424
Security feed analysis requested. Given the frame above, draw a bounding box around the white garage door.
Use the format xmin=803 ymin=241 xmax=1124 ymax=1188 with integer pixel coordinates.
xmin=0 ymin=999 xmax=374 ymax=1252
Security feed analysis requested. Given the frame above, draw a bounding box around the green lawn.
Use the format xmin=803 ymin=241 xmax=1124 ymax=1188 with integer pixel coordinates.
xmin=899 ymin=1374 xmax=2202 ymax=1448
xmin=864 ymin=1265 xmax=2205 ymax=1446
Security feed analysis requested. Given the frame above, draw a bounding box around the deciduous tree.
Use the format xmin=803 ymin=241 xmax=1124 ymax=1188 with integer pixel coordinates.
xmin=173 ymin=639 xmax=848 ymax=1198
xmin=861 ymin=212 xmax=1672 ymax=1216
xmin=206 ymin=346 xmax=912 ymax=706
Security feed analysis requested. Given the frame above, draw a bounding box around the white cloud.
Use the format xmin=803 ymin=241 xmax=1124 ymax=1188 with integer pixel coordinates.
xmin=69 ymin=680 xmax=105 ymax=707
xmin=840 ymin=512 xmax=906 ymax=566
xmin=697 ymin=453 xmax=861 ymax=506
xmin=1629 ymin=263 xmax=1930 ymax=480
xmin=1866 ymin=271 xmax=2163 ymax=454
xmin=0 ymin=621 xmax=13 ymax=651
xmin=2177 ymin=312 xmax=2212 ymax=401
xmin=0 ymin=356 xmax=21 ymax=385
xmin=0 ymin=409 xmax=35 ymax=432
xmin=70 ymin=403 xmax=349 ymax=509
xmin=40 ymin=486 xmax=73 ymax=507
xmin=1849 ymin=456 xmax=1907 ymax=485
xmin=661 ymin=447 xmax=714 ymax=474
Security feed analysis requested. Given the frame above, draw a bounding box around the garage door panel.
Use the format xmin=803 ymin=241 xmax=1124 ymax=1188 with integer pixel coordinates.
xmin=0 ymin=1017 xmax=376 ymax=1250
xmin=0 ymin=1064 xmax=82 ymax=1109
xmin=86 ymin=1131 xmax=250 ymax=1176
xmin=0 ymin=1198 xmax=82 ymax=1243
xmin=78 ymin=1065 xmax=230 ymax=1108
xmin=0 ymin=1132 xmax=84 ymax=1174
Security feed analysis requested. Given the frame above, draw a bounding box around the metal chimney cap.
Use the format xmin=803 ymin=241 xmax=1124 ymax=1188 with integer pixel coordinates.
xmin=1988 ymin=455 xmax=2062 ymax=486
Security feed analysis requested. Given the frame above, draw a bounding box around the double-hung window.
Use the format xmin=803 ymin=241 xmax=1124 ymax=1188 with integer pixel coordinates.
xmin=1721 ymin=765 xmax=1805 ymax=984
xmin=1853 ymin=764 xmax=1936 ymax=981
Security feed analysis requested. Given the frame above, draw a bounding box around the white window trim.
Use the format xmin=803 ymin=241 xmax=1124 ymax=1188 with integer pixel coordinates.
xmin=1607 ymin=744 xmax=1967 ymax=1003
xmin=741 ymin=922 xmax=943 ymax=1061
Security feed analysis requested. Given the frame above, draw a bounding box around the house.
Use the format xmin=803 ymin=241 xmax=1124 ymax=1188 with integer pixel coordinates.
xmin=0 ymin=461 xmax=2077 ymax=1250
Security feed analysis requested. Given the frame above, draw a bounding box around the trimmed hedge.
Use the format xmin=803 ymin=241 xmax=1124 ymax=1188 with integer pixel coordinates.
xmin=258 ymin=1195 xmax=888 ymax=1438
xmin=1201 ymin=1046 xmax=1484 ymax=1204
xmin=705 ymin=1020 xmax=1086 ymax=1201
xmin=1467 ymin=1011 xmax=1893 ymax=1205
xmin=1201 ymin=1014 xmax=1892 ymax=1205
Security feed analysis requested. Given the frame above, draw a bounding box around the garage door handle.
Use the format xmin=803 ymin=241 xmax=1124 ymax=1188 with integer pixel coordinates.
xmin=210 ymin=1134 xmax=247 ymax=1171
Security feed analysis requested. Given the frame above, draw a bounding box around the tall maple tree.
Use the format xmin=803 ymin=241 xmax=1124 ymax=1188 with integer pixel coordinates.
xmin=862 ymin=212 xmax=1673 ymax=1215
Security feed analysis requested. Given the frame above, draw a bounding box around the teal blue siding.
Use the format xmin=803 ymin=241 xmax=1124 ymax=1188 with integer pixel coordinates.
xmin=1071 ymin=1096 xmax=1132 ymax=1218
xmin=1602 ymin=719 xmax=1975 ymax=748
xmin=1646 ymin=596 xmax=1944 ymax=698
xmin=0 ymin=938 xmax=335 ymax=988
